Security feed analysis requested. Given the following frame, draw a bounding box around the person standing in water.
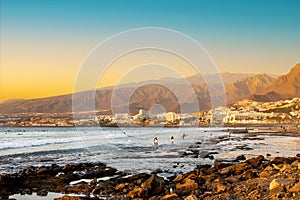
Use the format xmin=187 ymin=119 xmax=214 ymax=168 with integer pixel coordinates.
xmin=153 ymin=137 xmax=158 ymax=148
xmin=170 ymin=136 xmax=174 ymax=144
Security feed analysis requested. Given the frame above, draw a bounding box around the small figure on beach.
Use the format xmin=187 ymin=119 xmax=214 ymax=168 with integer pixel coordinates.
xmin=170 ymin=136 xmax=174 ymax=144
xmin=181 ymin=133 xmax=188 ymax=139
xmin=153 ymin=137 xmax=158 ymax=148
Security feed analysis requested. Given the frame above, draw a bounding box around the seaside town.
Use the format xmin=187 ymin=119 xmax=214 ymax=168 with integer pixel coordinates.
xmin=1 ymin=97 xmax=299 ymax=127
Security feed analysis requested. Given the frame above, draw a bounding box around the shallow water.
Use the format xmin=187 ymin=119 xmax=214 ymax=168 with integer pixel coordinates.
xmin=0 ymin=127 xmax=300 ymax=176
xmin=9 ymin=192 xmax=63 ymax=200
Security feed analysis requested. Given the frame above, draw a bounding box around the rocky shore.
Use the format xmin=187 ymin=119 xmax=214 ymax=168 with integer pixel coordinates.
xmin=1 ymin=154 xmax=300 ymax=200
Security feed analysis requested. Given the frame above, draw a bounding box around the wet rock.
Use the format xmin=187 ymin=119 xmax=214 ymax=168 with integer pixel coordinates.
xmin=141 ymin=174 xmax=164 ymax=196
xmin=245 ymin=155 xmax=264 ymax=168
xmin=148 ymin=196 xmax=161 ymax=200
xmin=218 ymin=163 xmax=252 ymax=176
xmin=213 ymin=161 xmax=232 ymax=170
xmin=184 ymin=194 xmax=198 ymax=200
xmin=225 ymin=175 xmax=240 ymax=184
xmin=115 ymin=183 xmax=126 ymax=191
xmin=175 ymin=178 xmax=198 ymax=196
xmin=36 ymin=167 xmax=50 ymax=176
xmin=54 ymin=196 xmax=96 ymax=200
xmin=36 ymin=189 xmax=48 ymax=196
xmin=271 ymin=157 xmax=289 ymax=165
xmin=161 ymin=193 xmax=180 ymax=200
xmin=236 ymin=155 xmax=246 ymax=161
xmin=173 ymin=174 xmax=183 ymax=183
xmin=127 ymin=186 xmax=144 ymax=198
xmin=288 ymin=181 xmax=300 ymax=193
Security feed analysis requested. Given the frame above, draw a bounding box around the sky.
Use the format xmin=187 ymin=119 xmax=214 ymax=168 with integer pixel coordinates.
xmin=1 ymin=0 xmax=300 ymax=101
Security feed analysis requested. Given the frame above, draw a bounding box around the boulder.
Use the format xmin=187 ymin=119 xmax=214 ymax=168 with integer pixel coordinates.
xmin=240 ymin=171 xmax=255 ymax=180
xmin=245 ymin=155 xmax=264 ymax=168
xmin=219 ymin=163 xmax=251 ymax=175
xmin=288 ymin=181 xmax=300 ymax=193
xmin=214 ymin=161 xmax=231 ymax=170
xmin=291 ymin=160 xmax=299 ymax=168
xmin=269 ymin=179 xmax=281 ymax=191
xmin=175 ymin=178 xmax=198 ymax=196
xmin=141 ymin=174 xmax=164 ymax=195
xmin=173 ymin=174 xmax=183 ymax=183
xmin=161 ymin=193 xmax=180 ymax=200
xmin=184 ymin=194 xmax=198 ymax=200
xmin=271 ymin=157 xmax=289 ymax=165
xmin=236 ymin=155 xmax=246 ymax=161
xmin=115 ymin=183 xmax=126 ymax=191
xmin=127 ymin=186 xmax=144 ymax=199
xmin=207 ymin=181 xmax=228 ymax=193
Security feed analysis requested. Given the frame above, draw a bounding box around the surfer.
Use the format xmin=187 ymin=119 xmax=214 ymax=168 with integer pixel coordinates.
xmin=170 ymin=136 xmax=174 ymax=144
xmin=182 ymin=133 xmax=188 ymax=139
xmin=153 ymin=137 xmax=158 ymax=148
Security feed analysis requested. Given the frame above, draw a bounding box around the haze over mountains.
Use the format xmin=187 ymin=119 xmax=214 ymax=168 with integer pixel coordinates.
xmin=0 ymin=64 xmax=299 ymax=115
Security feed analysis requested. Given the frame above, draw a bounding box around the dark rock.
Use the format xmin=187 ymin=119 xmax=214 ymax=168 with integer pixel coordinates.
xmin=271 ymin=157 xmax=289 ymax=165
xmin=141 ymin=174 xmax=164 ymax=196
xmin=36 ymin=167 xmax=50 ymax=176
xmin=213 ymin=161 xmax=232 ymax=170
xmin=240 ymin=171 xmax=255 ymax=180
xmin=236 ymin=155 xmax=246 ymax=161
xmin=54 ymin=196 xmax=96 ymax=200
xmin=36 ymin=189 xmax=48 ymax=196
xmin=245 ymin=155 xmax=264 ymax=168
xmin=218 ymin=163 xmax=252 ymax=176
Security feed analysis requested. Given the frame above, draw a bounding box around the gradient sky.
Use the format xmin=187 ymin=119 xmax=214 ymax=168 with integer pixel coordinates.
xmin=1 ymin=0 xmax=300 ymax=101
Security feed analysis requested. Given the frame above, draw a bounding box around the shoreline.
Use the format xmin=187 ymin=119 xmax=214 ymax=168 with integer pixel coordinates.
xmin=1 ymin=155 xmax=300 ymax=200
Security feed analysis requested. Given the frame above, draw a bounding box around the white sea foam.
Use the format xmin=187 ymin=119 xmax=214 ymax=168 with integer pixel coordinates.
xmin=0 ymin=137 xmax=81 ymax=150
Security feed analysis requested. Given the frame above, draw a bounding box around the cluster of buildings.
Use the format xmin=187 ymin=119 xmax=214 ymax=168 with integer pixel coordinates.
xmin=209 ymin=97 xmax=300 ymax=125
xmin=111 ymin=109 xmax=199 ymax=126
xmin=0 ymin=97 xmax=299 ymax=127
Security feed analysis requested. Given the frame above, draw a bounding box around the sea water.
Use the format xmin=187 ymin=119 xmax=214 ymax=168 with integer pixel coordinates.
xmin=1 ymin=126 xmax=300 ymax=175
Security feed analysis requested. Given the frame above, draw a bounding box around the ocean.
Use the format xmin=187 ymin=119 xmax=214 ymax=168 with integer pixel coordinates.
xmin=1 ymin=126 xmax=300 ymax=177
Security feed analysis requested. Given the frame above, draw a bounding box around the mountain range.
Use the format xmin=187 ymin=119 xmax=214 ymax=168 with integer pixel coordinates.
xmin=0 ymin=64 xmax=299 ymax=115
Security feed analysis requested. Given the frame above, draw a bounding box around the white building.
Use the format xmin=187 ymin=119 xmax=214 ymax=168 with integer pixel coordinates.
xmin=133 ymin=109 xmax=152 ymax=120
xmin=156 ymin=113 xmax=166 ymax=122
xmin=166 ymin=112 xmax=177 ymax=122
xmin=211 ymin=107 xmax=226 ymax=125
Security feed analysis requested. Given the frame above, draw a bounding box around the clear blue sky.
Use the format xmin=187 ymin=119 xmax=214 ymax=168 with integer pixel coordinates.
xmin=1 ymin=0 xmax=300 ymax=100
